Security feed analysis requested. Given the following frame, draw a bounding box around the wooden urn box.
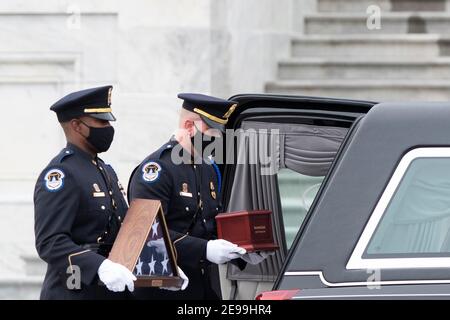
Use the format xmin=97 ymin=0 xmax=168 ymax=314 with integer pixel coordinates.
xmin=215 ymin=210 xmax=279 ymax=252
xmin=108 ymin=199 xmax=183 ymax=288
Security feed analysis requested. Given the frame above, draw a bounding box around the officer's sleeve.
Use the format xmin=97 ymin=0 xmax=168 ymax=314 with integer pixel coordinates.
xmin=34 ymin=167 xmax=105 ymax=286
xmin=129 ymin=161 xmax=208 ymax=269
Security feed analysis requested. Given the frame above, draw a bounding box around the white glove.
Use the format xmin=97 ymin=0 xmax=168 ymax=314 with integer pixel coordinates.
xmin=241 ymin=251 xmax=275 ymax=265
xmin=206 ymin=239 xmax=246 ymax=264
xmin=160 ymin=266 xmax=189 ymax=291
xmin=97 ymin=259 xmax=137 ymax=292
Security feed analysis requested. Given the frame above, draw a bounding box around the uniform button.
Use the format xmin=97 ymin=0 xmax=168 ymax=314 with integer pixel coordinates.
xmin=198 ymin=192 xmax=200 ymax=196
xmin=65 ymin=151 xmax=70 ymax=154
xmin=101 ymin=205 xmax=106 ymax=210
xmin=185 ymin=207 xmax=189 ymax=211
xmin=118 ymin=216 xmax=121 ymax=221
xmin=92 ymin=160 xmax=97 ymax=165
xmin=216 ymin=207 xmax=218 ymax=211
xmin=203 ymin=219 xmax=206 ymax=223
xmin=109 ymin=191 xmax=113 ymax=195
xmin=167 ymin=145 xmax=172 ymax=148
xmin=193 ymin=165 xmax=196 ymax=169
xmin=99 ymin=167 xmax=103 ymax=171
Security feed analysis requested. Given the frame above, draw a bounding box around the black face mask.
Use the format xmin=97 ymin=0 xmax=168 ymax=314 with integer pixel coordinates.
xmin=191 ymin=125 xmax=216 ymax=158
xmin=79 ymin=120 xmax=115 ymax=153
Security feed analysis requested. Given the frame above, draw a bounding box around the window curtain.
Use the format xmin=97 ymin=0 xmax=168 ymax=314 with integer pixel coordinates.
xmin=224 ymin=120 xmax=348 ymax=298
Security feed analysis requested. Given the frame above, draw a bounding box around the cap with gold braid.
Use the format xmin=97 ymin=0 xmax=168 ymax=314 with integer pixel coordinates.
xmin=178 ymin=93 xmax=238 ymax=132
xmin=50 ymin=85 xmax=116 ymax=122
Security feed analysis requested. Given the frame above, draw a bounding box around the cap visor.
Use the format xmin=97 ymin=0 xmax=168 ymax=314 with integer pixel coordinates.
xmin=200 ymin=115 xmax=225 ymax=133
xmin=89 ymin=112 xmax=116 ymax=121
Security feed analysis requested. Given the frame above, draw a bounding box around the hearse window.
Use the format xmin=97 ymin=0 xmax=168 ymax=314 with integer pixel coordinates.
xmin=347 ymin=148 xmax=450 ymax=270
xmin=278 ymin=169 xmax=324 ymax=250
xmin=366 ymin=157 xmax=450 ymax=256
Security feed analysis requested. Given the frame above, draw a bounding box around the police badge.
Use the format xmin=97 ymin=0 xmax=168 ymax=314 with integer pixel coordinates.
xmin=142 ymin=162 xmax=161 ymax=183
xmin=44 ymin=169 xmax=65 ymax=192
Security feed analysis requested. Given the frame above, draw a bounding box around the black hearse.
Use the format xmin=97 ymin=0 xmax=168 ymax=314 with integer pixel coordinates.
xmin=218 ymin=95 xmax=450 ymax=300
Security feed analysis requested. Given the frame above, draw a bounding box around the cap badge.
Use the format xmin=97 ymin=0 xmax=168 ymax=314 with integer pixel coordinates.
xmin=107 ymin=87 xmax=112 ymax=106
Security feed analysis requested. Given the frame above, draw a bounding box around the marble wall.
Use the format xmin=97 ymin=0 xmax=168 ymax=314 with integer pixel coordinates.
xmin=0 ymin=0 xmax=295 ymax=278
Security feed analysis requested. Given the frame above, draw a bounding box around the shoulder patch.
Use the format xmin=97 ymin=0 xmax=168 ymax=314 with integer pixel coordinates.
xmin=44 ymin=168 xmax=65 ymax=192
xmin=142 ymin=161 xmax=162 ymax=183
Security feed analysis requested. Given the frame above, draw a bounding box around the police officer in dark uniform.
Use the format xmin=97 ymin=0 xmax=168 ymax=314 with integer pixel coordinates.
xmin=34 ymin=86 xmax=136 ymax=299
xmin=128 ymin=93 xmax=248 ymax=300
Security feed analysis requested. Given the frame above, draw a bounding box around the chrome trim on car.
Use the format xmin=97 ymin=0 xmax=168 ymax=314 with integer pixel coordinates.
xmin=284 ymin=271 xmax=450 ymax=287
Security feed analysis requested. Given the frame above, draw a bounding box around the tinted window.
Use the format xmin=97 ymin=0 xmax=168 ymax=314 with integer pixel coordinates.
xmin=366 ymin=158 xmax=450 ymax=257
xmin=278 ymin=168 xmax=324 ymax=249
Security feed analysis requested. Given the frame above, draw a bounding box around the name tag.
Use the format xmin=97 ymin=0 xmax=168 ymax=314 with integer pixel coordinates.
xmin=93 ymin=192 xmax=106 ymax=197
xmin=179 ymin=192 xmax=193 ymax=198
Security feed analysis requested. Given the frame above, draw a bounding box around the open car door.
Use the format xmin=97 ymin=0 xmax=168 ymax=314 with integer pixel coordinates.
xmin=218 ymin=94 xmax=376 ymax=300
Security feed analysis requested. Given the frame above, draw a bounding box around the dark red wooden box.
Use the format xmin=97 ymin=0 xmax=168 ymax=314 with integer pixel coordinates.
xmin=215 ymin=210 xmax=279 ymax=252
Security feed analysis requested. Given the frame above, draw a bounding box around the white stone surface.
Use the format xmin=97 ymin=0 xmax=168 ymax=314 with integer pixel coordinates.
xmin=266 ymin=79 xmax=450 ymax=101
xmin=317 ymin=0 xmax=450 ymax=13
xmin=278 ymin=58 xmax=450 ymax=80
xmin=0 ymin=0 xmax=293 ymax=299
xmin=305 ymin=13 xmax=450 ymax=35
xmin=274 ymin=1 xmax=450 ymax=103
xmin=292 ymin=34 xmax=448 ymax=60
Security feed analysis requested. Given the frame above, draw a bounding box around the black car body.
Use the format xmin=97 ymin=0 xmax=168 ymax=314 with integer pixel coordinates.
xmin=219 ymin=94 xmax=450 ymax=300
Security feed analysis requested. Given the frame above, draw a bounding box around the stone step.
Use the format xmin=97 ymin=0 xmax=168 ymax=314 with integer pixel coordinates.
xmin=278 ymin=58 xmax=450 ymax=80
xmin=266 ymin=80 xmax=450 ymax=102
xmin=304 ymin=13 xmax=450 ymax=35
xmin=292 ymin=35 xmax=450 ymax=60
xmin=317 ymin=0 xmax=448 ymax=13
xmin=0 ymin=276 xmax=43 ymax=300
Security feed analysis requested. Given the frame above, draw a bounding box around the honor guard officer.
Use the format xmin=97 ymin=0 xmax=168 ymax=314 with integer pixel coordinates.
xmin=34 ymin=86 xmax=136 ymax=299
xmin=128 ymin=93 xmax=247 ymax=300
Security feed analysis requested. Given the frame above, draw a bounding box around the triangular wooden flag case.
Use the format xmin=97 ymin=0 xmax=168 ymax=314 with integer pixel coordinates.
xmin=109 ymin=199 xmax=183 ymax=288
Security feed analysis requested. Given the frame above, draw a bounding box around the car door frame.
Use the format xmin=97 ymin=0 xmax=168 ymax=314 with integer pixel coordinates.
xmin=219 ymin=94 xmax=376 ymax=296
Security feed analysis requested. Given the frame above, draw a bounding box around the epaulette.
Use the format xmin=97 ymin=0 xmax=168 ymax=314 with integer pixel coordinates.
xmin=56 ymin=148 xmax=74 ymax=163
xmin=153 ymin=141 xmax=176 ymax=159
